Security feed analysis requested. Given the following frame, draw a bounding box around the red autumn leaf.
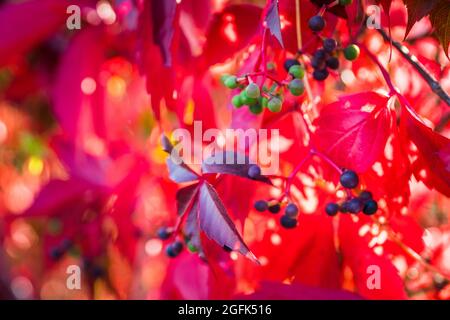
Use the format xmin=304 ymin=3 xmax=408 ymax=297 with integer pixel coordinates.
xmin=400 ymin=102 xmax=450 ymax=197
xmin=314 ymin=92 xmax=394 ymax=173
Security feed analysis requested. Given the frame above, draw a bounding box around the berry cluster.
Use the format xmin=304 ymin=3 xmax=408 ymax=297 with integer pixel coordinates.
xmin=254 ymin=200 xmax=299 ymax=229
xmin=157 ymin=226 xmax=199 ymax=258
xmin=325 ymin=170 xmax=378 ymax=216
xmin=221 ymin=62 xmax=305 ymax=114
xmin=311 ymin=38 xmax=338 ymax=81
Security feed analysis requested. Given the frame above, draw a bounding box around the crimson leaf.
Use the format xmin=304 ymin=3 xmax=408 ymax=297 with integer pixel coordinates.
xmin=150 ymin=0 xmax=177 ymax=66
xmin=176 ymin=183 xmax=199 ymax=216
xmin=313 ymin=92 xmax=393 ymax=172
xmin=198 ymin=181 xmax=258 ymax=263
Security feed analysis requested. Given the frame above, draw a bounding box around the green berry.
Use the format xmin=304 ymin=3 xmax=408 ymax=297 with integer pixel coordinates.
xmin=267 ymin=97 xmax=282 ymax=113
xmin=240 ymin=91 xmax=258 ymax=106
xmin=339 ymin=0 xmax=353 ymax=5
xmin=187 ymin=242 xmax=198 ymax=253
xmin=245 ymin=83 xmax=260 ymax=99
xmin=249 ymin=103 xmax=263 ymax=114
xmin=288 ymin=79 xmax=305 ymax=96
xmin=232 ymin=94 xmax=243 ymax=108
xmin=224 ymin=75 xmax=238 ymax=89
xmin=288 ymin=65 xmax=304 ymax=79
xmin=343 ymin=44 xmax=360 ymax=61
xmin=261 ymin=97 xmax=269 ymax=108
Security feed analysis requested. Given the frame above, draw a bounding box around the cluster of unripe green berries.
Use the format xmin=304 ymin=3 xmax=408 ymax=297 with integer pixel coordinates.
xmin=221 ymin=63 xmax=305 ymax=114
xmin=325 ymin=170 xmax=378 ymax=216
xmin=254 ymin=200 xmax=299 ymax=229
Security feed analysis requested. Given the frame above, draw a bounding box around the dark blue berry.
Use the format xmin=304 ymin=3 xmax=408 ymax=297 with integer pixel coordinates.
xmin=311 ymin=56 xmax=326 ymax=70
xmin=280 ymin=215 xmax=297 ymax=229
xmin=157 ymin=227 xmax=172 ymax=240
xmin=340 ymin=201 xmax=350 ymax=213
xmin=313 ymin=68 xmax=329 ymax=81
xmin=326 ymin=56 xmax=339 ymax=70
xmin=314 ymin=48 xmax=327 ymax=60
xmin=284 ymin=59 xmax=300 ymax=72
xmin=268 ymin=203 xmax=281 ymax=214
xmin=91 ymin=265 xmax=105 ymax=278
xmin=325 ymin=202 xmax=339 ymax=216
xmin=323 ymin=38 xmax=337 ymax=52
xmin=308 ymin=15 xmax=325 ymax=32
xmin=50 ymin=247 xmax=63 ymax=260
xmin=254 ymin=200 xmax=268 ymax=212
xmin=363 ymin=200 xmax=378 ymax=215
xmin=285 ymin=203 xmax=299 ymax=218
xmin=223 ymin=245 xmax=233 ymax=252
xmin=248 ymin=164 xmax=261 ymax=179
xmin=340 ymin=170 xmax=359 ymax=189
xmin=359 ymin=191 xmax=373 ymax=202
xmin=347 ymin=198 xmax=363 ymax=214
xmin=166 ymin=241 xmax=183 ymax=258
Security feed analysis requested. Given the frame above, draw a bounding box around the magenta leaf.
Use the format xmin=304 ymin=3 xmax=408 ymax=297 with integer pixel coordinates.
xmin=183 ymin=201 xmax=203 ymax=253
xmin=313 ymin=92 xmax=393 ymax=172
xmin=198 ymin=181 xmax=258 ymax=263
xmin=202 ymin=151 xmax=272 ymax=184
xmin=264 ymin=0 xmax=284 ymax=48
xmin=150 ymin=0 xmax=177 ymax=66
xmin=176 ymin=183 xmax=199 ymax=216
xmin=166 ymin=157 xmax=199 ymax=183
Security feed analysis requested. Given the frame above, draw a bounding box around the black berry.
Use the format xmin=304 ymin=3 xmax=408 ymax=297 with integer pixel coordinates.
xmin=284 ymin=59 xmax=300 ymax=72
xmin=308 ymin=15 xmax=325 ymax=32
xmin=313 ymin=68 xmax=329 ymax=81
xmin=323 ymin=38 xmax=337 ymax=52
xmin=248 ymin=164 xmax=261 ymax=179
xmin=254 ymin=200 xmax=268 ymax=212
xmin=325 ymin=202 xmax=339 ymax=216
xmin=340 ymin=170 xmax=359 ymax=189
xmin=166 ymin=241 xmax=183 ymax=258
xmin=359 ymin=191 xmax=373 ymax=202
xmin=363 ymin=200 xmax=378 ymax=215
xmin=285 ymin=203 xmax=299 ymax=218
xmin=311 ymin=56 xmax=326 ymax=70
xmin=314 ymin=48 xmax=327 ymax=60
xmin=280 ymin=215 xmax=297 ymax=229
xmin=157 ymin=227 xmax=172 ymax=240
xmin=326 ymin=56 xmax=339 ymax=70
xmin=268 ymin=203 xmax=281 ymax=214
xmin=347 ymin=198 xmax=363 ymax=214
xmin=340 ymin=201 xmax=350 ymax=213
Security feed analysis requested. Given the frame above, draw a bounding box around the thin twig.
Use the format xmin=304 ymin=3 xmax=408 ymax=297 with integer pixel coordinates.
xmin=376 ymin=28 xmax=450 ymax=107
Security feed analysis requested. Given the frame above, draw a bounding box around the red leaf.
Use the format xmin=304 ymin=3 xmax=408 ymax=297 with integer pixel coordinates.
xmin=237 ymin=282 xmax=361 ymax=300
xmin=198 ymin=181 xmax=257 ymax=263
xmin=176 ymin=183 xmax=200 ymax=216
xmin=403 ymin=0 xmax=439 ymax=38
xmin=150 ymin=0 xmax=178 ymax=66
xmin=313 ymin=92 xmax=393 ymax=172
xmin=400 ymin=102 xmax=450 ymax=197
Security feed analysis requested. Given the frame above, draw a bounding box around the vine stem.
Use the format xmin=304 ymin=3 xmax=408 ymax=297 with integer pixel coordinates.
xmin=282 ymin=152 xmax=313 ymax=199
xmin=376 ymin=28 xmax=450 ymax=107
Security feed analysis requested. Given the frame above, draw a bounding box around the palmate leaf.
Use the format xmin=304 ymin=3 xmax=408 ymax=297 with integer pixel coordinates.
xmin=313 ymin=92 xmax=393 ymax=172
xmin=166 ymin=157 xmax=199 ymax=183
xmin=264 ymin=0 xmax=284 ymax=48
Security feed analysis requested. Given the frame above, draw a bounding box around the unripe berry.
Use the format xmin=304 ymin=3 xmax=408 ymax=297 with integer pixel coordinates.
xmin=248 ymin=164 xmax=261 ymax=179
xmin=224 ymin=75 xmax=238 ymax=89
xmin=340 ymin=170 xmax=359 ymax=189
xmin=254 ymin=200 xmax=268 ymax=212
xmin=288 ymin=65 xmax=305 ymax=79
xmin=261 ymin=97 xmax=269 ymax=108
xmin=285 ymin=203 xmax=299 ymax=218
xmin=308 ymin=15 xmax=326 ymax=32
xmin=240 ymin=91 xmax=258 ymax=106
xmin=363 ymin=200 xmax=378 ymax=215
xmin=280 ymin=215 xmax=297 ymax=229
xmin=232 ymin=94 xmax=243 ymax=108
xmin=187 ymin=242 xmax=198 ymax=253
xmin=339 ymin=0 xmax=353 ymax=5
xmin=288 ymin=79 xmax=305 ymax=96
xmin=267 ymin=97 xmax=282 ymax=112
xmin=249 ymin=102 xmax=263 ymax=114
xmin=284 ymin=59 xmax=300 ymax=72
xmin=325 ymin=203 xmax=339 ymax=216
xmin=245 ymin=83 xmax=260 ymax=99
xmin=343 ymin=44 xmax=360 ymax=61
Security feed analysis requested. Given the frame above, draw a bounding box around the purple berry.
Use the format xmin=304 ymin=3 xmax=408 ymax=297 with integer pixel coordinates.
xmin=268 ymin=203 xmax=281 ymax=214
xmin=325 ymin=203 xmax=339 ymax=216
xmin=280 ymin=215 xmax=297 ymax=229
xmin=313 ymin=68 xmax=329 ymax=81
xmin=363 ymin=200 xmax=378 ymax=215
xmin=285 ymin=203 xmax=299 ymax=218
xmin=323 ymin=38 xmax=337 ymax=52
xmin=347 ymin=198 xmax=363 ymax=214
xmin=340 ymin=170 xmax=359 ymax=189
xmin=254 ymin=200 xmax=268 ymax=212
xmin=308 ymin=15 xmax=325 ymax=32
xmin=248 ymin=164 xmax=262 ymax=179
